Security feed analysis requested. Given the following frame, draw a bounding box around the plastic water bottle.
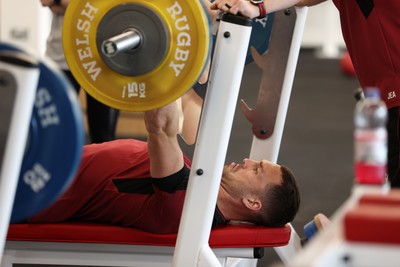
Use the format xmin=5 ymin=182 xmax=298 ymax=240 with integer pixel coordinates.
xmin=354 ymin=87 xmax=388 ymax=184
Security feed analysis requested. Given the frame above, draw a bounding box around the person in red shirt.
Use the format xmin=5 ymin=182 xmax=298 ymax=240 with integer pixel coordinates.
xmin=295 ymin=0 xmax=400 ymax=187
xmin=28 ymin=102 xmax=300 ymax=234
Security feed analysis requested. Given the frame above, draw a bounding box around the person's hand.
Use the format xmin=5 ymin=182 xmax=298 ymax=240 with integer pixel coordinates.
xmin=144 ymin=102 xmax=180 ymax=137
xmin=209 ymin=0 xmax=260 ymax=19
xmin=210 ymin=0 xmax=301 ymax=19
xmin=40 ymin=0 xmax=54 ymax=7
xmin=49 ymin=4 xmax=66 ymax=14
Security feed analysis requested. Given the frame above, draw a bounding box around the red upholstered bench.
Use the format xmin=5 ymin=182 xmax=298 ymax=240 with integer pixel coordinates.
xmin=7 ymin=222 xmax=291 ymax=248
xmin=4 ymin=222 xmax=291 ymax=266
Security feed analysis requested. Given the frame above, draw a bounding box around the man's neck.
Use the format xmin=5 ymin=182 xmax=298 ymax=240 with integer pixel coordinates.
xmin=217 ymin=186 xmax=247 ymax=222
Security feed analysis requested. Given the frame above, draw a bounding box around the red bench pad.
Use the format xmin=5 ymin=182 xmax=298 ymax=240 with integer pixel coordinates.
xmin=344 ymin=192 xmax=400 ymax=245
xmin=7 ymin=223 xmax=291 ymax=248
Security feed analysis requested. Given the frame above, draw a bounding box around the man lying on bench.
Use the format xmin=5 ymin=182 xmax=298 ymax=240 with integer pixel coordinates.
xmin=25 ymin=100 xmax=300 ymax=234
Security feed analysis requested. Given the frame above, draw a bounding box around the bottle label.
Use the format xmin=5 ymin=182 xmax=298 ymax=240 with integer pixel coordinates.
xmin=354 ymin=128 xmax=387 ymax=184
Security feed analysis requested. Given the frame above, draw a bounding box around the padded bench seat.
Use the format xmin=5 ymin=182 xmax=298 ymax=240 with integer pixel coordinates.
xmin=7 ymin=222 xmax=291 ymax=248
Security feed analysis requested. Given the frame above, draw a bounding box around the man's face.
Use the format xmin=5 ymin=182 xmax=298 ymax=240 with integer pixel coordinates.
xmin=221 ymin=159 xmax=282 ymax=198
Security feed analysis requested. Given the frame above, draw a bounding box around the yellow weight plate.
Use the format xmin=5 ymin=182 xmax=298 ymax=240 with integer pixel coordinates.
xmin=63 ymin=0 xmax=211 ymax=111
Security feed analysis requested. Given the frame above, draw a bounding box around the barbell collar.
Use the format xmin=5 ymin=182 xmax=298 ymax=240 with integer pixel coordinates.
xmin=95 ymin=3 xmax=170 ymax=76
xmin=101 ymin=29 xmax=141 ymax=57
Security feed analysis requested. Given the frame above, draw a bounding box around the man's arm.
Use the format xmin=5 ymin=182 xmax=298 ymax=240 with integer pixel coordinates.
xmin=40 ymin=0 xmax=70 ymax=14
xmin=210 ymin=0 xmax=300 ymax=19
xmin=144 ymin=102 xmax=184 ymax=178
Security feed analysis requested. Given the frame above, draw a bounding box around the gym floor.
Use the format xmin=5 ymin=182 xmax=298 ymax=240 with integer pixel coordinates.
xmin=12 ymin=48 xmax=358 ymax=267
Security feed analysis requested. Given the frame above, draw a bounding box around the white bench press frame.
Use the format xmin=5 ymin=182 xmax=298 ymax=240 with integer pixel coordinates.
xmin=0 ymin=54 xmax=39 ymax=262
xmin=0 ymin=6 xmax=308 ymax=267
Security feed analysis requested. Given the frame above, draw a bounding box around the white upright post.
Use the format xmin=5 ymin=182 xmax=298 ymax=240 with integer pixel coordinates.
xmin=249 ymin=6 xmax=308 ymax=164
xmin=172 ymin=15 xmax=252 ymax=267
xmin=0 ymin=53 xmax=39 ymax=264
xmin=248 ymin=6 xmax=308 ymax=265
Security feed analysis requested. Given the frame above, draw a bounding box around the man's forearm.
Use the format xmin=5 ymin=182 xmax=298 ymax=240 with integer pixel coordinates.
xmin=296 ymin=0 xmax=326 ymax=7
xmin=265 ymin=0 xmax=301 ymax=13
xmin=210 ymin=0 xmax=301 ymax=20
xmin=144 ymin=102 xmax=184 ymax=178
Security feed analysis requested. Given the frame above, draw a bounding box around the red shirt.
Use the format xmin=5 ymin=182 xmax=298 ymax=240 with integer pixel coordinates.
xmin=333 ymin=0 xmax=400 ymax=109
xmin=29 ymin=139 xmax=192 ymax=234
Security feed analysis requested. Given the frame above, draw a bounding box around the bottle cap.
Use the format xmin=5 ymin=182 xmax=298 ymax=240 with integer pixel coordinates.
xmin=364 ymin=87 xmax=380 ymax=98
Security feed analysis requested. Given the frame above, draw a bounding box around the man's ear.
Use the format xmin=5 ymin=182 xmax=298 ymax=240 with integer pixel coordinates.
xmin=242 ymin=197 xmax=262 ymax=211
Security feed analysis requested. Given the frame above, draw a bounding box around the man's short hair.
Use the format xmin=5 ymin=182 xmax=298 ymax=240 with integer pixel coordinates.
xmin=254 ymin=165 xmax=300 ymax=227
